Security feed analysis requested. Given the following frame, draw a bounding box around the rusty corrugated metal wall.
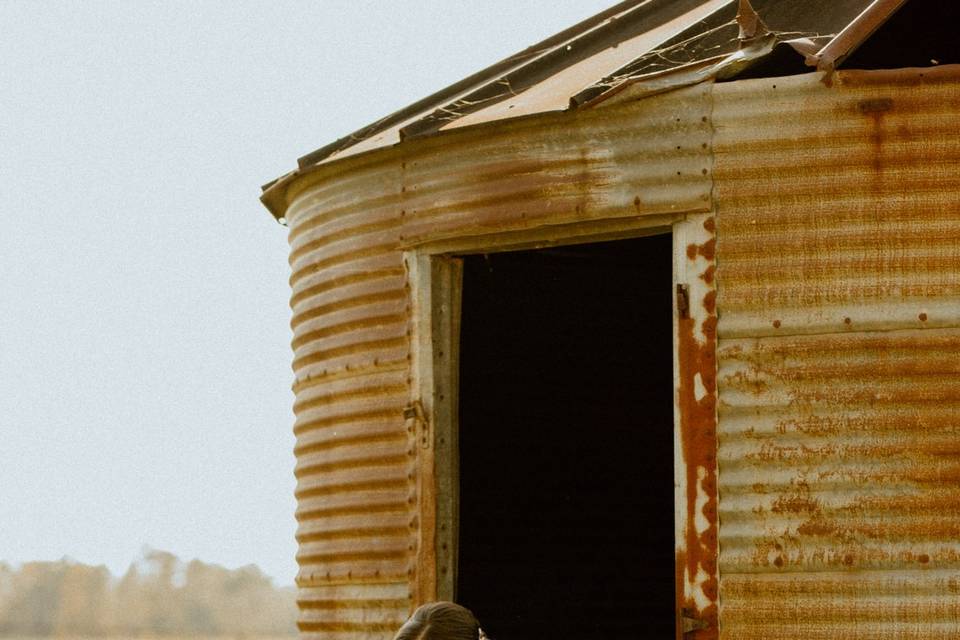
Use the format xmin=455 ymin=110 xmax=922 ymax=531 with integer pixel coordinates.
xmin=713 ymin=66 xmax=960 ymax=638
xmin=282 ymin=63 xmax=960 ymax=639
xmin=286 ymin=85 xmax=712 ymax=640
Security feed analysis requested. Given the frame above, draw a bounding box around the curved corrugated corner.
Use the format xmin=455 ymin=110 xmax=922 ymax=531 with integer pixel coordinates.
xmin=713 ymin=66 xmax=960 ymax=639
xmin=284 ymin=81 xmax=714 ymax=640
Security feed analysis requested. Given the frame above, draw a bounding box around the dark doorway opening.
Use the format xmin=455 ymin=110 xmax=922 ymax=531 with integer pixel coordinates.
xmin=456 ymin=234 xmax=675 ymax=639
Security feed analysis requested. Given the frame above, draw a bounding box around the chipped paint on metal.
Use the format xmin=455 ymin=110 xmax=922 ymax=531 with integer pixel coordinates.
xmin=674 ymin=211 xmax=719 ymax=639
xmin=714 ymin=67 xmax=960 ymax=639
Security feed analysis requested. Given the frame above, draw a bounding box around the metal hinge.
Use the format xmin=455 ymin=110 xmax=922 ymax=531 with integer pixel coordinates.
xmin=404 ymin=400 xmax=430 ymax=449
xmin=676 ymin=283 xmax=690 ymax=319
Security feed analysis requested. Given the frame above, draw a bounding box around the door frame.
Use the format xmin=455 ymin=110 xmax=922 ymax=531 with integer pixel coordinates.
xmin=404 ymin=212 xmax=718 ymax=639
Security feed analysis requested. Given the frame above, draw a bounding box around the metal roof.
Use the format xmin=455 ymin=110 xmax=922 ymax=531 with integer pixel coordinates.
xmin=262 ymin=0 xmax=911 ymax=208
xmin=301 ymin=1 xmax=906 ymax=164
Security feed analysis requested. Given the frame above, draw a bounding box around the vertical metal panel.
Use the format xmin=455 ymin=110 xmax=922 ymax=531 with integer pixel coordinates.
xmin=674 ymin=212 xmax=720 ymax=640
xmin=713 ymin=66 xmax=960 ymax=639
xmin=285 ymin=84 xmax=714 ymax=640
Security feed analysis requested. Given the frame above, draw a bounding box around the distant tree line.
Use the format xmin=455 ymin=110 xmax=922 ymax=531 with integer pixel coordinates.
xmin=0 ymin=549 xmax=297 ymax=636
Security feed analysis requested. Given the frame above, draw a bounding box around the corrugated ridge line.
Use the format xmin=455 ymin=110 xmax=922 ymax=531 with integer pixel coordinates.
xmin=289 ymin=237 xmax=401 ymax=286
xmin=287 ymin=190 xmax=416 ymax=637
xmin=296 ymin=512 xmax=413 ymax=543
xmin=290 ymin=265 xmax=405 ymax=312
xmin=712 ymin=71 xmax=960 ymax=342
xmin=293 ymin=367 xmax=408 ymax=412
xmin=283 ymin=82 xmax=713 ymax=257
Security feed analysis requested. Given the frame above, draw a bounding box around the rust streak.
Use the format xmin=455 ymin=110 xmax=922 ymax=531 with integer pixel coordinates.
xmin=677 ymin=311 xmax=719 ymax=638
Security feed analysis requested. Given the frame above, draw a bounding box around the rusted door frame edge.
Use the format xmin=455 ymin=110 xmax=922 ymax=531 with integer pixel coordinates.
xmin=673 ymin=211 xmax=720 ymax=640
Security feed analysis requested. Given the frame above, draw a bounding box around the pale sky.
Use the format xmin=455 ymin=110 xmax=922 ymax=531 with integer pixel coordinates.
xmin=0 ymin=1 xmax=612 ymax=585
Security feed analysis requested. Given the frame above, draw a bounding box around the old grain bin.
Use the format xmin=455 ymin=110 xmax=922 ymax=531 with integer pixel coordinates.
xmin=261 ymin=1 xmax=960 ymax=638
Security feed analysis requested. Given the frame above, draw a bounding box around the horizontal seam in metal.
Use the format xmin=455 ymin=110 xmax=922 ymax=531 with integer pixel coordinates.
xmin=718 ymin=323 xmax=960 ymax=342
xmin=295 ymin=575 xmax=410 ymax=588
xmin=296 ymin=598 xmax=411 ymax=610
xmin=293 ymin=360 xmax=408 ymax=392
xmin=719 ymin=566 xmax=960 ymax=576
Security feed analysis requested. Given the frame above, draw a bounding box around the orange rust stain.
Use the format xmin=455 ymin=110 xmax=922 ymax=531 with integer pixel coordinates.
xmin=676 ymin=306 xmax=718 ymax=638
xmin=771 ymin=494 xmax=820 ymax=515
xmin=702 ymin=216 xmax=715 ymax=233
xmin=918 ymin=553 xmax=930 ymax=564
xmin=700 ymin=265 xmax=716 ymax=285
xmin=772 ymin=320 xmax=781 ymax=329
xmin=724 ymin=370 xmax=767 ymax=396
xmin=797 ymin=519 xmax=837 ymax=537
xmin=698 ymin=238 xmax=716 ymax=261
xmin=855 ymin=97 xmax=893 ymax=176
xmin=703 ymin=290 xmax=716 ymax=314
xmin=686 ymin=238 xmax=716 ymax=262
xmin=857 ymin=97 xmax=894 ymax=115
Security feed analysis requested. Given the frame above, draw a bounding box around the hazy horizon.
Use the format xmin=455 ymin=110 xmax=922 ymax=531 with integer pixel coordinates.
xmin=0 ymin=549 xmax=298 ymax=636
xmin=0 ymin=547 xmax=290 ymax=585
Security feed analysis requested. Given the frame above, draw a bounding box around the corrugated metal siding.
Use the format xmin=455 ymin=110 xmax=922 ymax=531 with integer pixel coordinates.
xmin=288 ymin=174 xmax=415 ymax=640
xmin=286 ymin=83 xmax=713 ymax=640
xmin=713 ymin=67 xmax=960 ymax=639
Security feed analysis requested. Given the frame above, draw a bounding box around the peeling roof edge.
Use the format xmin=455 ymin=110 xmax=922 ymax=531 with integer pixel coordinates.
xmin=292 ymin=0 xmax=650 ymax=171
xmin=260 ymin=0 xmax=912 ymax=221
xmin=261 ymin=62 xmax=957 ymax=221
